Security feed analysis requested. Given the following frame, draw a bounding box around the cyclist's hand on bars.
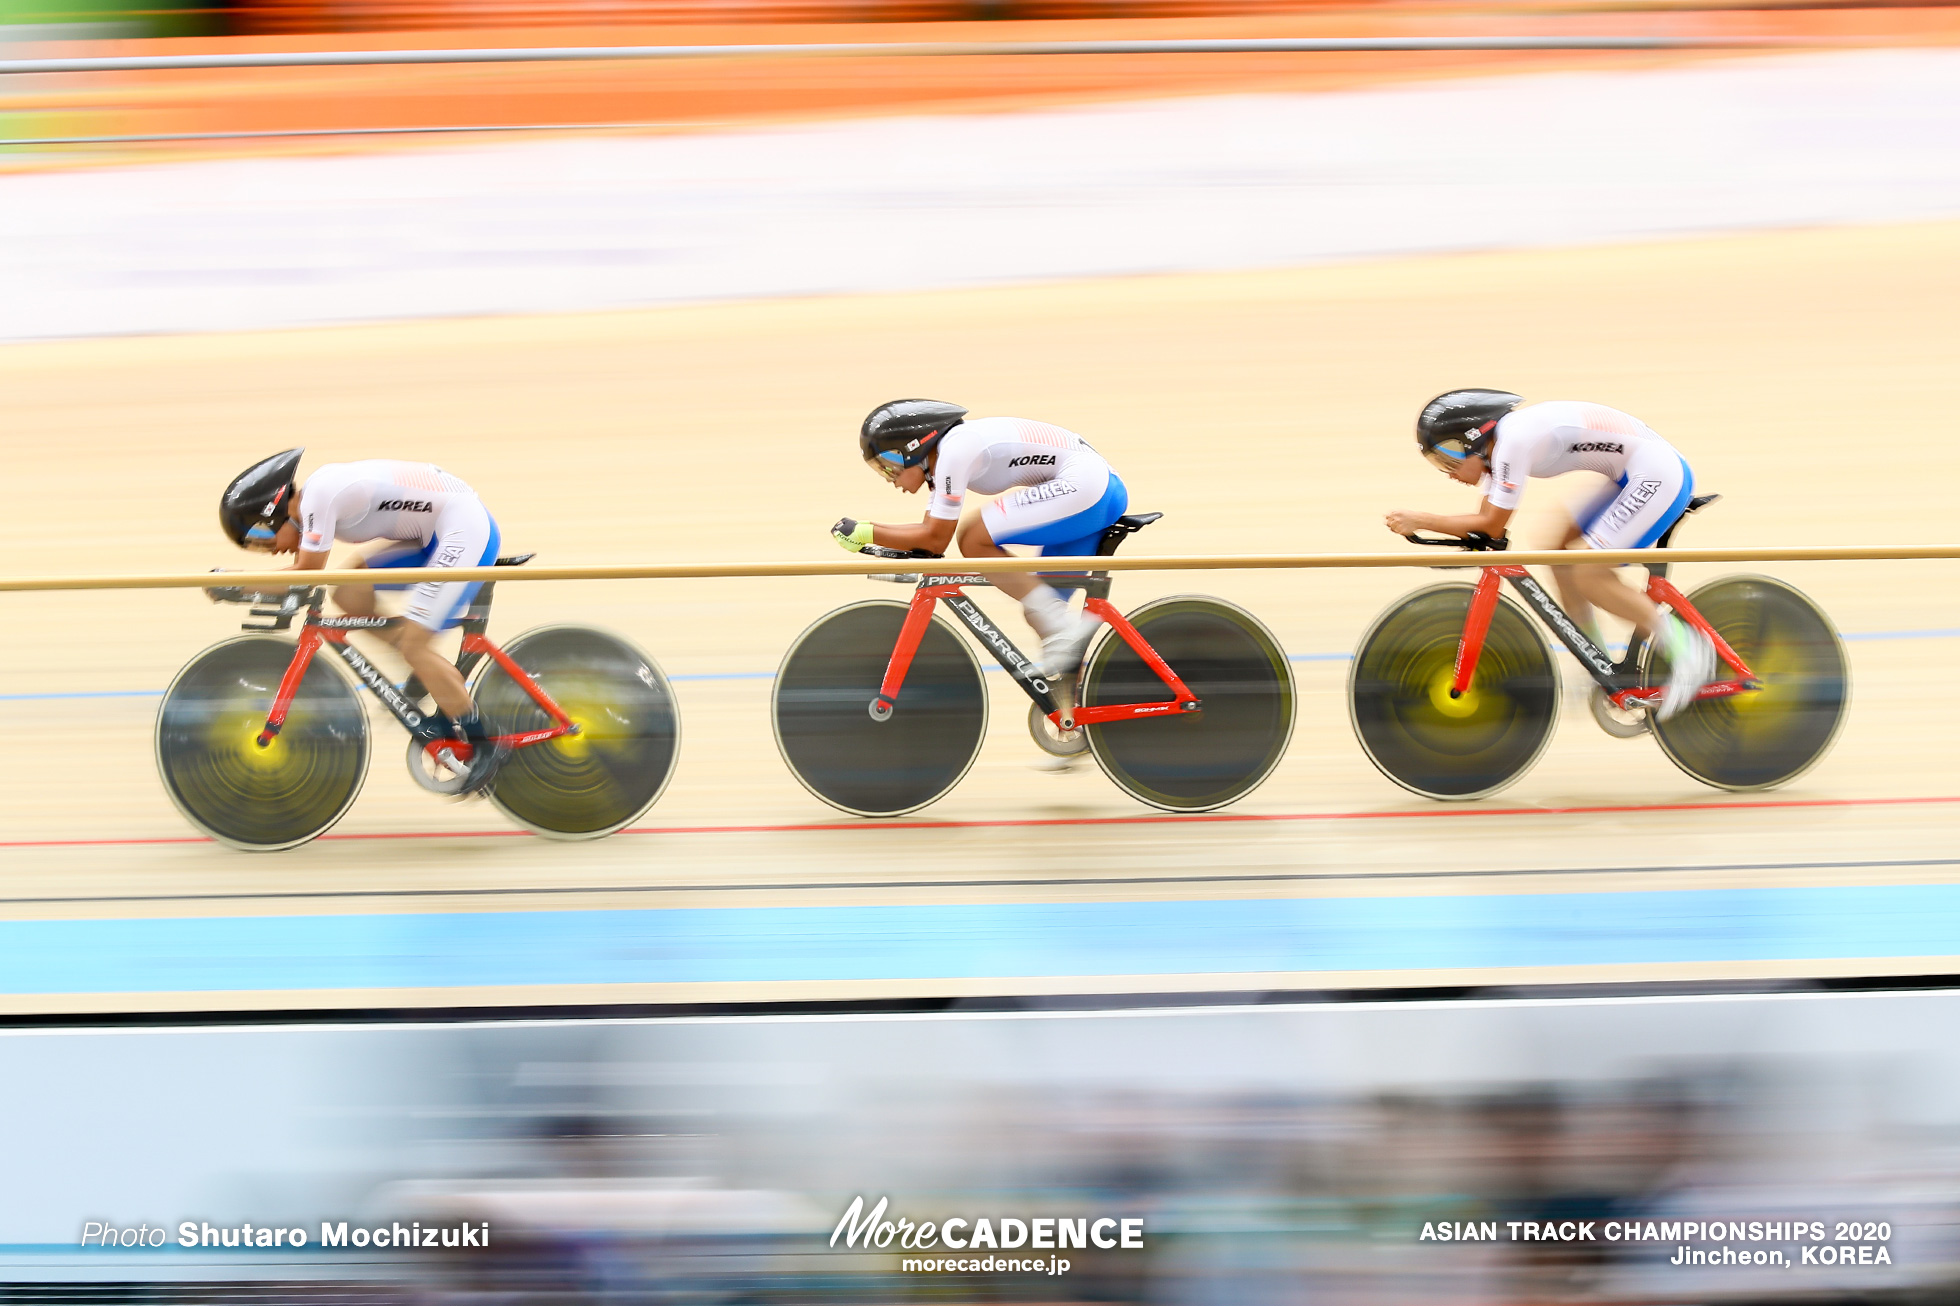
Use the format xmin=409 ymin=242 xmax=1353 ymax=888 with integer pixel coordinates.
xmin=832 ymin=518 xmax=874 ymax=553
xmin=204 ymin=569 xmax=242 ymax=602
xmin=1384 ymin=510 xmax=1421 ymax=536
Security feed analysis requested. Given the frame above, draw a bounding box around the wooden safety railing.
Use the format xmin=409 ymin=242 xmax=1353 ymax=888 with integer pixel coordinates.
xmin=2 ymin=544 xmax=1957 ymax=594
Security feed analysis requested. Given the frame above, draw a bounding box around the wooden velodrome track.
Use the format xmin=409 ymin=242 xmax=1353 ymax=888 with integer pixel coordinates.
xmin=1 ymin=218 xmax=1957 ymax=1013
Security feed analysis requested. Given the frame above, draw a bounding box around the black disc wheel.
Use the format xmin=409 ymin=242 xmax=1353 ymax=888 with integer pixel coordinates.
xmin=472 ymin=625 xmax=680 ymax=839
xmin=1081 ymin=596 xmax=1295 ymax=812
xmin=155 ymin=636 xmax=369 ymax=851
xmin=773 ymin=600 xmax=987 ymax=817
xmin=1348 ymin=584 xmax=1559 ymax=800
xmin=1645 ymin=575 xmax=1848 ymax=791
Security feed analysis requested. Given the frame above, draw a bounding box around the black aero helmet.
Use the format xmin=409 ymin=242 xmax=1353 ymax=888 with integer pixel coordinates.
xmin=220 ymin=448 xmax=304 ymax=549
xmin=1416 ymin=389 xmax=1523 ymax=472
xmin=859 ymin=399 xmax=967 ymax=483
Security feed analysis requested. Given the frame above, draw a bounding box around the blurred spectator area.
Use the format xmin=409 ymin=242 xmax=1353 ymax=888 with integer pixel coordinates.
xmin=5 ymin=0 xmax=1960 ymax=43
xmin=7 ymin=4 xmax=1960 ymax=155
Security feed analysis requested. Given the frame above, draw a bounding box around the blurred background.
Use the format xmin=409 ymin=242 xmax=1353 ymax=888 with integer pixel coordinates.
xmin=4 ymin=0 xmax=1959 ymax=1298
xmin=7 ymin=993 xmax=1957 ymax=1300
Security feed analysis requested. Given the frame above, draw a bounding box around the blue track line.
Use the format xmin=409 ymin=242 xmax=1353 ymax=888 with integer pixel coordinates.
xmin=0 ymin=689 xmax=167 ymax=702
xmin=2 ymin=627 xmax=1951 ymax=704
xmin=3 ymin=884 xmax=1959 ymax=995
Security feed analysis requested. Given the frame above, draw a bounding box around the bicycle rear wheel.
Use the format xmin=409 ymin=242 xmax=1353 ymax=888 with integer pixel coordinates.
xmin=155 ymin=636 xmax=369 ymax=851
xmin=1081 ymin=597 xmax=1294 ymax=812
xmin=773 ymin=600 xmax=987 ymax=817
xmin=1348 ymin=584 xmax=1559 ymax=800
xmin=472 ymin=625 xmax=680 ymax=839
xmin=1646 ymin=575 xmax=1848 ymax=791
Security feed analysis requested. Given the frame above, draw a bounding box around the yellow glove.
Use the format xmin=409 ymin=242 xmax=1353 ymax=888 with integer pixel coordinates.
xmin=832 ymin=518 xmax=874 ymax=553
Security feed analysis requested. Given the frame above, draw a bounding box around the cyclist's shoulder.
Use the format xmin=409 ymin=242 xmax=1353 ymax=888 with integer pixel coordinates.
xmin=1507 ymin=399 xmax=1655 ymax=437
xmin=1500 ymin=399 xmax=1585 ymax=431
xmin=304 ymin=457 xmax=393 ymax=483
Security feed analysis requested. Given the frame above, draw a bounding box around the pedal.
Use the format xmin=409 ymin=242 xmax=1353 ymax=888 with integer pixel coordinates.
xmin=1051 ymin=677 xmax=1077 ymax=731
xmin=405 ymin=737 xmax=471 ymax=796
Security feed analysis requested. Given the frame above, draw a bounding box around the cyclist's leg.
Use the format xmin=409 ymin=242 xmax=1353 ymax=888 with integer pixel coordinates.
xmin=334 ymin=540 xmax=430 ymax=619
xmin=1551 ymin=479 xmax=1625 ymax=641
xmin=977 ymin=473 xmax=1129 ymax=675
xmin=958 ymin=469 xmax=1123 ymax=587
xmin=1563 ymin=452 xmax=1707 ymax=716
xmin=388 ymin=510 xmax=500 ymax=718
xmin=1561 ymin=451 xmax=1693 ymax=639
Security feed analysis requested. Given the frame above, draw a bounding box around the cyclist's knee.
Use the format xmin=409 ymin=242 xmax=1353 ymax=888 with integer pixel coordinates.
xmin=331 ymin=583 xmax=375 ymax=614
xmin=393 ymin=620 xmax=437 ymax=655
xmin=957 ymin=516 xmax=1003 ymax=555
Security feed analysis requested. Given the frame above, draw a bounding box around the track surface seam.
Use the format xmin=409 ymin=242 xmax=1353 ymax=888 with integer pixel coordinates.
xmin=0 ymin=793 xmax=1952 ymax=853
xmin=2 ymin=856 xmax=1956 ymax=910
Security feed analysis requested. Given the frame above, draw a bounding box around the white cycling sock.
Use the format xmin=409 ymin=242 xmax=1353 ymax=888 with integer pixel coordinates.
xmin=1022 ymin=584 xmax=1072 ymax=639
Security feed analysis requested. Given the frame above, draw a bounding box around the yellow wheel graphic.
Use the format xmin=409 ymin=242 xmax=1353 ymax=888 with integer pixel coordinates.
xmin=1645 ymin=575 xmax=1848 ymax=791
xmin=472 ymin=625 xmax=680 ymax=839
xmin=155 ymin=636 xmax=369 ymax=851
xmin=1348 ymin=584 xmax=1559 ymax=800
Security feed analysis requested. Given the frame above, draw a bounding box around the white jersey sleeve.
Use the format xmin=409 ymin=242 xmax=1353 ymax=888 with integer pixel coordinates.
xmin=297 ymin=464 xmax=363 ymax=555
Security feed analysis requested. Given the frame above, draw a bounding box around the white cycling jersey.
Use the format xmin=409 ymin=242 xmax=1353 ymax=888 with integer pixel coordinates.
xmin=1483 ymin=402 xmax=1675 ymax=511
xmin=297 ymin=460 xmax=480 ymax=553
xmin=927 ymin=417 xmax=1109 ymax=522
xmin=297 ymin=460 xmax=497 ymax=632
xmin=1486 ymin=401 xmax=1696 ymax=552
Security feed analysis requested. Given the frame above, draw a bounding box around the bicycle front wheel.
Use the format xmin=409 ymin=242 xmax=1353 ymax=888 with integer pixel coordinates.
xmin=1348 ymin=584 xmax=1559 ymax=800
xmin=773 ymin=600 xmax=987 ymax=817
xmin=1646 ymin=575 xmax=1848 ymax=791
xmin=155 ymin=636 xmax=369 ymax=851
xmin=1081 ymin=597 xmax=1295 ymax=812
xmin=473 ymin=625 xmax=680 ymax=839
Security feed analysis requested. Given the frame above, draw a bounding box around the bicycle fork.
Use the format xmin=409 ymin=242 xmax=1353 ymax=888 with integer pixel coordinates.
xmin=871 ymin=585 xmax=1200 ymax=729
xmin=1450 ymin=566 xmax=1760 ymax=709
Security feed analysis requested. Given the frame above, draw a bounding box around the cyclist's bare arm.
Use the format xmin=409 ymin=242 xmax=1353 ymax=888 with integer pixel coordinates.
xmin=1385 ymin=501 xmax=1513 ymax=540
xmin=872 ymin=515 xmax=957 ymax=555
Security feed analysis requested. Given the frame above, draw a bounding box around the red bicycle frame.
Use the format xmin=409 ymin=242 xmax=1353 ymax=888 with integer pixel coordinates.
xmin=1451 ymin=564 xmax=1759 ymax=710
xmin=252 ymin=601 xmax=576 ymax=762
xmin=872 ymin=578 xmax=1200 ymax=730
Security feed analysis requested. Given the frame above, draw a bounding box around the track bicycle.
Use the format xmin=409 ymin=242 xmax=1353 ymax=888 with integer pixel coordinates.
xmin=156 ymin=555 xmax=680 ymax=850
xmin=1348 ymin=495 xmax=1849 ymax=799
xmin=772 ymin=513 xmax=1295 ymax=816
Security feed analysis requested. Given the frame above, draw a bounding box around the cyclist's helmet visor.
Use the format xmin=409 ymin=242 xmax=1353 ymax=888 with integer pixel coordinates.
xmin=1423 ymin=436 xmax=1479 ymax=474
xmin=865 ymin=449 xmax=909 ymax=483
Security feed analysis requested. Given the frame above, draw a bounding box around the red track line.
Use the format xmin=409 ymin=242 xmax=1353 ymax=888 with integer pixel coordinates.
xmin=3 ymin=794 xmax=1955 ymax=851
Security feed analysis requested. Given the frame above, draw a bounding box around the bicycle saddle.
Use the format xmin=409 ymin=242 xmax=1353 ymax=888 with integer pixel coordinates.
xmin=495 ymin=553 xmax=535 ymax=566
xmin=1683 ymin=494 xmax=1721 ymax=515
xmin=1096 ymin=512 xmax=1163 ymax=557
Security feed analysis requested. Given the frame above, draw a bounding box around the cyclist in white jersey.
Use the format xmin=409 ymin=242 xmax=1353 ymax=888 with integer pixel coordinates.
xmin=834 ymin=399 xmax=1128 ymax=679
xmin=1386 ymin=390 xmax=1715 ymax=719
xmin=217 ymin=449 xmax=508 ymax=793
